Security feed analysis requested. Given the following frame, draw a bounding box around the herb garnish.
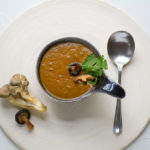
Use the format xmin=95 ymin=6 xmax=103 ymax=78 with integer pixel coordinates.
xmin=81 ymin=54 xmax=108 ymax=85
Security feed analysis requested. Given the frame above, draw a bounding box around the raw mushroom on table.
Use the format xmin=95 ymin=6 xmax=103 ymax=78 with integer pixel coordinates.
xmin=0 ymin=74 xmax=47 ymax=112
xmin=15 ymin=109 xmax=34 ymax=131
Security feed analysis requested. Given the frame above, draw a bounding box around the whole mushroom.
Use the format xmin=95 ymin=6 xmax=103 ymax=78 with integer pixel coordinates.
xmin=15 ymin=109 xmax=34 ymax=131
xmin=0 ymin=74 xmax=47 ymax=112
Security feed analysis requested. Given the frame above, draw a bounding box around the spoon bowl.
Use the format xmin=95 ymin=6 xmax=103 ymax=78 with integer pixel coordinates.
xmin=108 ymin=31 xmax=135 ymax=66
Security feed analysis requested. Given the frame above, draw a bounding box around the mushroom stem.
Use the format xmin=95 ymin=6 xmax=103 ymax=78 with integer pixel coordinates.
xmin=22 ymin=116 xmax=34 ymax=131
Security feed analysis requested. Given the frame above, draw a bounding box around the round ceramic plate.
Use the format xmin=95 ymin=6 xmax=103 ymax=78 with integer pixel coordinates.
xmin=0 ymin=0 xmax=150 ymax=149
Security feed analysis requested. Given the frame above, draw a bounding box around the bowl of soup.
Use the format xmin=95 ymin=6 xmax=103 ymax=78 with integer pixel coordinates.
xmin=37 ymin=37 xmax=125 ymax=102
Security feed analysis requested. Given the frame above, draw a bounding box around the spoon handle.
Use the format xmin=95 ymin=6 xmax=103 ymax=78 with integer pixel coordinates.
xmin=118 ymin=67 xmax=122 ymax=84
xmin=114 ymin=99 xmax=122 ymax=134
xmin=113 ymin=66 xmax=122 ymax=134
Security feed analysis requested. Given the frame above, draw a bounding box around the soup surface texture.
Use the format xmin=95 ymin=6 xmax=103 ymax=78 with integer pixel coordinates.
xmin=39 ymin=42 xmax=93 ymax=100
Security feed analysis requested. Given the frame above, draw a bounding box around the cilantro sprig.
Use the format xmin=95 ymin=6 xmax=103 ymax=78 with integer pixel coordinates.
xmin=81 ymin=54 xmax=108 ymax=85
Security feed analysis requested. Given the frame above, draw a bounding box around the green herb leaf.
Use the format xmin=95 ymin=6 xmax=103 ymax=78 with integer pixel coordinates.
xmin=82 ymin=54 xmax=97 ymax=73
xmin=81 ymin=54 xmax=108 ymax=85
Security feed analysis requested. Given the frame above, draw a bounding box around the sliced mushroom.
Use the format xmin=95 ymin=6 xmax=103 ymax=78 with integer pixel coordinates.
xmin=0 ymin=74 xmax=47 ymax=112
xmin=68 ymin=63 xmax=81 ymax=76
xmin=15 ymin=109 xmax=34 ymax=131
xmin=74 ymin=74 xmax=95 ymax=83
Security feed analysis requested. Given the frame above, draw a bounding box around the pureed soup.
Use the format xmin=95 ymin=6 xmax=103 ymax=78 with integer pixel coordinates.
xmin=39 ymin=42 xmax=93 ymax=100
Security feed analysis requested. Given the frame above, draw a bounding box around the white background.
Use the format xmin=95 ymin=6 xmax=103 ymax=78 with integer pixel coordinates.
xmin=0 ymin=0 xmax=150 ymax=149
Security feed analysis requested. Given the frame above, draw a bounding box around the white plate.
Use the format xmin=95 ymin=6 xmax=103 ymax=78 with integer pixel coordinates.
xmin=0 ymin=0 xmax=150 ymax=149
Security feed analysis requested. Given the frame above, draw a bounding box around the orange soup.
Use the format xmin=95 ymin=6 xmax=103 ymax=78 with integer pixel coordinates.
xmin=39 ymin=42 xmax=93 ymax=99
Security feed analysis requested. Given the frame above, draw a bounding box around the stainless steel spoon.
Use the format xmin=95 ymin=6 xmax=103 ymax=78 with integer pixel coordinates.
xmin=107 ymin=31 xmax=135 ymax=135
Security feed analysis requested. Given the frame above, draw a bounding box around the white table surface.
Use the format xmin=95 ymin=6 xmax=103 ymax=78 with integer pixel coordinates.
xmin=0 ymin=0 xmax=150 ymax=149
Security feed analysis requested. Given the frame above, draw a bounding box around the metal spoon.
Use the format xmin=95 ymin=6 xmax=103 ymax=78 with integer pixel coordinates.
xmin=107 ymin=31 xmax=135 ymax=135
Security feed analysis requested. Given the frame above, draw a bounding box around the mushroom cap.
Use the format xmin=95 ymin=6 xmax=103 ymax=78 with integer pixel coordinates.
xmin=10 ymin=74 xmax=29 ymax=88
xmin=15 ymin=109 xmax=31 ymax=124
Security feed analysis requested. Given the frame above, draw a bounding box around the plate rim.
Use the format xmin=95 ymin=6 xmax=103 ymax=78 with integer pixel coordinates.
xmin=0 ymin=0 xmax=150 ymax=150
